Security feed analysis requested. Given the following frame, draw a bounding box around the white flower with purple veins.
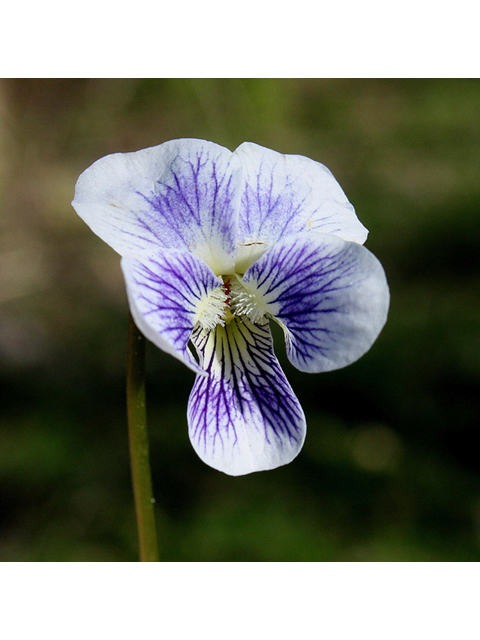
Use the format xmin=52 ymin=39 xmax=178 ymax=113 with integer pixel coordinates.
xmin=72 ymin=139 xmax=389 ymax=476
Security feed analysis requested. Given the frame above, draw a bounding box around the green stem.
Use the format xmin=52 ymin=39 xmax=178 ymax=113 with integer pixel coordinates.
xmin=126 ymin=312 xmax=159 ymax=561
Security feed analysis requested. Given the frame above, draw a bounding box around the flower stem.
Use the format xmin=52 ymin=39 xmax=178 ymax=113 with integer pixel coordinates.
xmin=126 ymin=312 xmax=159 ymax=561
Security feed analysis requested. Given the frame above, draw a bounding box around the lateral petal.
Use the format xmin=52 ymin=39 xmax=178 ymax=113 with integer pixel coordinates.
xmin=241 ymin=232 xmax=390 ymax=373
xmin=73 ymin=139 xmax=242 ymax=275
xmin=233 ymin=142 xmax=368 ymax=273
xmin=188 ymin=317 xmax=306 ymax=476
xmin=121 ymin=249 xmax=224 ymax=374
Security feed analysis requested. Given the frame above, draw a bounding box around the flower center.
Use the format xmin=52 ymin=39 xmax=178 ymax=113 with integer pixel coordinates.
xmin=195 ymin=275 xmax=267 ymax=331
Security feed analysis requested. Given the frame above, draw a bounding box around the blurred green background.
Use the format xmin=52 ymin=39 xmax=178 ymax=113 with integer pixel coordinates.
xmin=1 ymin=78 xmax=480 ymax=561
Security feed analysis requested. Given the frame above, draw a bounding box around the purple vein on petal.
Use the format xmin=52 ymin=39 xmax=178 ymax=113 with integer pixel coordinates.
xmin=121 ymin=248 xmax=223 ymax=372
xmin=72 ymin=140 xmax=241 ymax=270
xmin=187 ymin=317 xmax=306 ymax=475
xmin=234 ymin=142 xmax=368 ymax=248
xmin=241 ymin=232 xmax=389 ymax=373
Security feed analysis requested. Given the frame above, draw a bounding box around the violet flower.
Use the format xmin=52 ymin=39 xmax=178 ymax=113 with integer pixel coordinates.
xmin=72 ymin=139 xmax=389 ymax=476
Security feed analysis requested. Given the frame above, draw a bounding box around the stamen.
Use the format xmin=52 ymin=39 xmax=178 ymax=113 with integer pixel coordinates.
xmin=229 ymin=276 xmax=267 ymax=324
xmin=195 ymin=275 xmax=267 ymax=332
xmin=195 ymin=286 xmax=228 ymax=331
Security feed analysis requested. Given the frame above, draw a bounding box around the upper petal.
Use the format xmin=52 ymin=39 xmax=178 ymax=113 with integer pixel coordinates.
xmin=241 ymin=232 xmax=390 ymax=373
xmin=233 ymin=142 xmax=368 ymax=272
xmin=72 ymin=139 xmax=242 ymax=275
xmin=188 ymin=317 xmax=306 ymax=476
xmin=122 ymin=248 xmax=224 ymax=374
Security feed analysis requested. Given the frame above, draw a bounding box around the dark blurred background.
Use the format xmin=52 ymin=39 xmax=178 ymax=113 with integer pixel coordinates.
xmin=1 ymin=78 xmax=479 ymax=561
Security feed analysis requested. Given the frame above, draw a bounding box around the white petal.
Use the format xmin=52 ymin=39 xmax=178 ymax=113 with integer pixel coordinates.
xmin=241 ymin=232 xmax=390 ymax=373
xmin=233 ymin=142 xmax=368 ymax=272
xmin=122 ymin=249 xmax=224 ymax=374
xmin=188 ymin=318 xmax=306 ymax=475
xmin=73 ymin=139 xmax=242 ymax=274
